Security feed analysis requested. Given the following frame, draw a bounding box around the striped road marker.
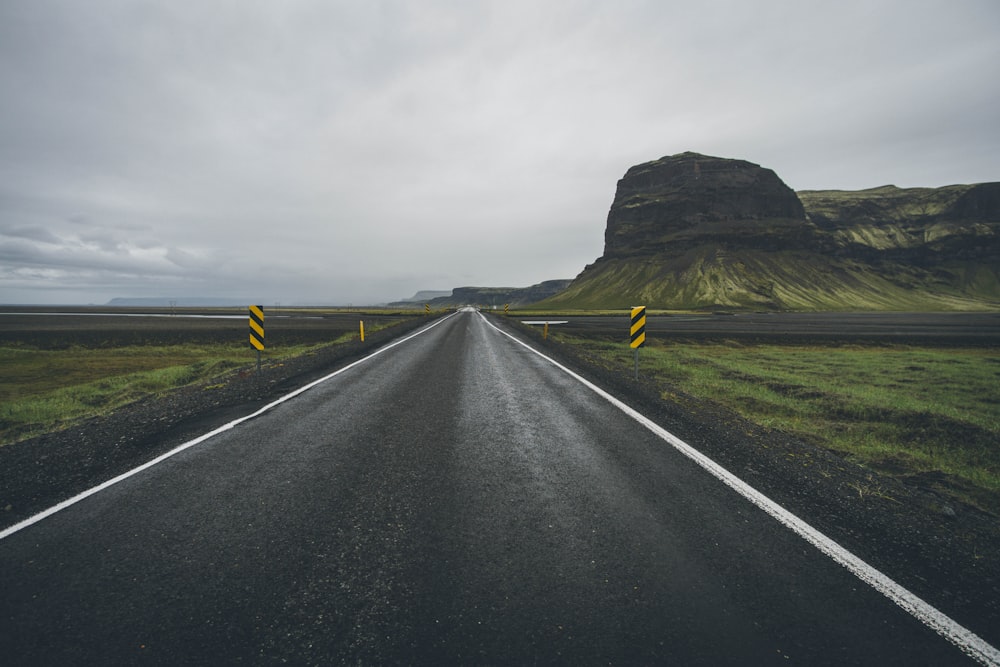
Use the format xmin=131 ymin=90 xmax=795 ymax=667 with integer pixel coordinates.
xmin=249 ymin=305 xmax=264 ymax=371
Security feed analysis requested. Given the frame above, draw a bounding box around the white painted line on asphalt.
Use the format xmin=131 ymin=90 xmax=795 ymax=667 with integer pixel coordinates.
xmin=481 ymin=313 xmax=1000 ymax=667
xmin=0 ymin=312 xmax=459 ymax=542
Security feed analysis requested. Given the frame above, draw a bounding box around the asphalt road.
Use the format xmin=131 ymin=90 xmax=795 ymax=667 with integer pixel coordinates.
xmin=0 ymin=310 xmax=993 ymax=665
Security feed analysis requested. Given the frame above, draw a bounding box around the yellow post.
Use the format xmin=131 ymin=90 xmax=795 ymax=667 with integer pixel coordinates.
xmin=360 ymin=320 xmax=365 ymax=341
xmin=543 ymin=321 xmax=549 ymax=339
xmin=630 ymin=306 xmax=646 ymax=380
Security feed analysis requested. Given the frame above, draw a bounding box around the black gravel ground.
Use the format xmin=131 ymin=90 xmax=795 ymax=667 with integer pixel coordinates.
xmin=2 ymin=312 xmax=999 ymax=651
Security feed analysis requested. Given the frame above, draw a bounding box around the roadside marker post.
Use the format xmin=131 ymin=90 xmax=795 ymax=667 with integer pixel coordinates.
xmin=249 ymin=305 xmax=265 ymax=372
xmin=519 ymin=320 xmax=568 ymax=340
xmin=504 ymin=303 xmax=510 ymax=315
xmin=425 ymin=304 xmax=431 ymax=315
xmin=630 ymin=305 xmax=646 ymax=380
xmin=360 ymin=320 xmax=365 ymax=342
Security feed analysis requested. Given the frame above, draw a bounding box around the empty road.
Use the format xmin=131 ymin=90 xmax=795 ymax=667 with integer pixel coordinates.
xmin=1 ymin=309 xmax=994 ymax=665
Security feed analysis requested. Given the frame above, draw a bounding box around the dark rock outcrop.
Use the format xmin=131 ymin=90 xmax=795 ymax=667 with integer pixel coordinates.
xmin=604 ymin=152 xmax=811 ymax=259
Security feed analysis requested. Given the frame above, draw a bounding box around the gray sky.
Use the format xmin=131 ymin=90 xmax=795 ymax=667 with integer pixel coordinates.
xmin=1 ymin=0 xmax=998 ymax=305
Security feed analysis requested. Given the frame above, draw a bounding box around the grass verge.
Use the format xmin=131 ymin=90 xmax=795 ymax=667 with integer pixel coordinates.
xmin=557 ymin=334 xmax=1000 ymax=514
xmin=0 ymin=339 xmax=350 ymax=445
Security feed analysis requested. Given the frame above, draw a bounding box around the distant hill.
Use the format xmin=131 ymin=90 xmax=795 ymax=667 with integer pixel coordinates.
xmin=395 ymin=290 xmax=452 ymax=303
xmin=541 ymin=152 xmax=1000 ymax=311
xmin=390 ymin=280 xmax=573 ymax=308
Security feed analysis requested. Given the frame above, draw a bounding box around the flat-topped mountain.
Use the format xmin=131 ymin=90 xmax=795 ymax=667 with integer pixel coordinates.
xmin=543 ymin=152 xmax=999 ymax=311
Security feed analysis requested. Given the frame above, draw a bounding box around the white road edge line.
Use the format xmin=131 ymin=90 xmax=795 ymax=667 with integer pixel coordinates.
xmin=0 ymin=312 xmax=459 ymax=542
xmin=481 ymin=312 xmax=1000 ymax=667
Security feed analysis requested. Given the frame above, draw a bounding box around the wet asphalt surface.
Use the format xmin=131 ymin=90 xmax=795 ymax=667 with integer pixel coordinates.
xmin=0 ymin=310 xmax=987 ymax=665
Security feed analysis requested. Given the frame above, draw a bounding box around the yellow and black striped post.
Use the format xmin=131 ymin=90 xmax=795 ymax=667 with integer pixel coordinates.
xmin=424 ymin=303 xmax=431 ymax=315
xmin=249 ymin=305 xmax=264 ymax=371
xmin=504 ymin=303 xmax=510 ymax=315
xmin=630 ymin=306 xmax=646 ymax=379
xmin=630 ymin=306 xmax=646 ymax=348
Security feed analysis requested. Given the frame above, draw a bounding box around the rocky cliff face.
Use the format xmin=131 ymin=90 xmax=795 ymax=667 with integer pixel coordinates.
xmin=544 ymin=152 xmax=1000 ymax=311
xmin=604 ymin=152 xmax=810 ymax=259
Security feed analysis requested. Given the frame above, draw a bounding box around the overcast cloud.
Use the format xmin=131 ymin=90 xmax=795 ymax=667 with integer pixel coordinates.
xmin=1 ymin=1 xmax=998 ymax=305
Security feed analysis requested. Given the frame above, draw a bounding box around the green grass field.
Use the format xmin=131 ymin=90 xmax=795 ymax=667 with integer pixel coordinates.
xmin=0 ymin=341 xmax=335 ymax=444
xmin=557 ymin=335 xmax=1000 ymax=513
